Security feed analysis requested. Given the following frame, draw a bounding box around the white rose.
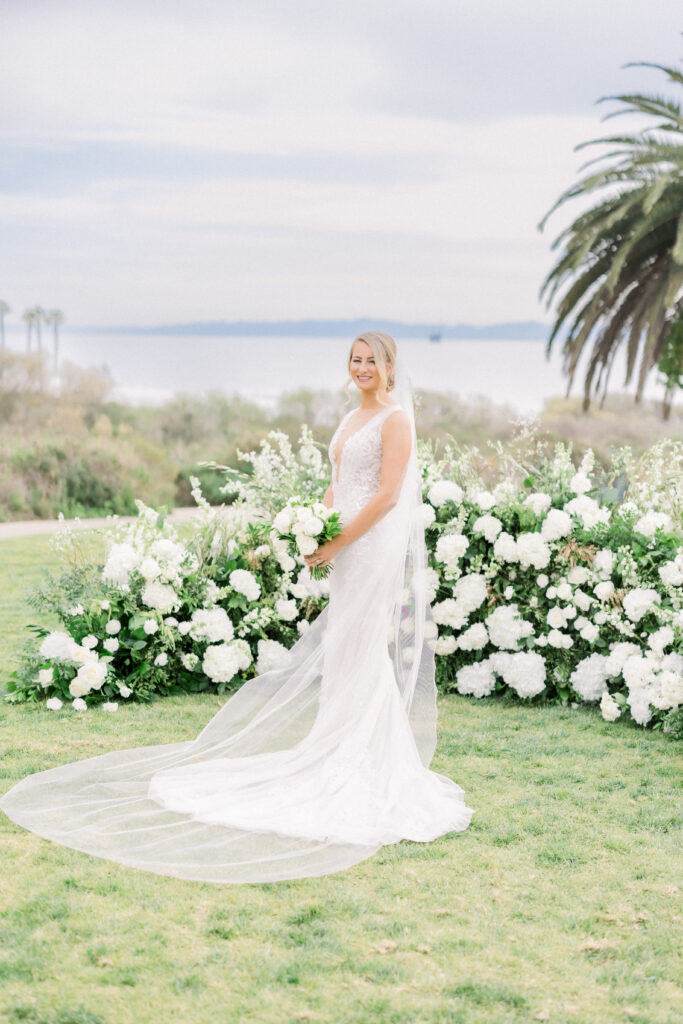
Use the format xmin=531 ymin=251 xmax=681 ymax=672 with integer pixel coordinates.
xmin=594 ymin=581 xmax=615 ymax=601
xmin=556 ymin=582 xmax=573 ymax=601
xmin=579 ymin=622 xmax=599 ymax=643
xmin=568 ymin=566 xmax=591 ymax=585
xmin=154 ymin=652 xmax=168 ymax=667
xmin=296 ymin=534 xmax=318 ymax=557
xmin=536 ymin=574 xmax=549 ymax=589
xmin=103 ymin=637 xmax=119 ymax=653
xmin=81 ymin=635 xmax=98 ymax=650
xmin=118 ymin=684 xmax=132 ymax=698
xmin=143 ymin=619 xmax=159 ymax=635
xmin=427 ymin=480 xmax=463 ymax=508
xmin=273 ymin=507 xmax=294 ymax=533
xmin=38 ymin=667 xmax=54 ymax=688
xmin=275 ymin=598 xmax=299 ymax=622
xmin=106 ymin=619 xmax=122 ymax=635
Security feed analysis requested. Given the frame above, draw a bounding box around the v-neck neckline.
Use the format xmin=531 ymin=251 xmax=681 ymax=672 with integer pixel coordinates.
xmin=332 ymin=403 xmax=398 ymax=479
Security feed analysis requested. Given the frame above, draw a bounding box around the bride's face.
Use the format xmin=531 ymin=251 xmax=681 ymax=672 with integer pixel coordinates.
xmin=349 ymin=341 xmax=390 ymax=393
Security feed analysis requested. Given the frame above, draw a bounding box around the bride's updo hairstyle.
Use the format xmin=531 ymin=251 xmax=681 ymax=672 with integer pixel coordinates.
xmin=345 ymin=330 xmax=397 ymax=403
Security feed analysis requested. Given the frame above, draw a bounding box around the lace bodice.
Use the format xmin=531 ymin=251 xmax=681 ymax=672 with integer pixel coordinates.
xmin=328 ymin=403 xmax=403 ymax=520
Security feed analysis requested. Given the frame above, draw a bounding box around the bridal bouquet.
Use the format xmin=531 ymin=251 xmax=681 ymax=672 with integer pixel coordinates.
xmin=273 ymin=499 xmax=343 ymax=580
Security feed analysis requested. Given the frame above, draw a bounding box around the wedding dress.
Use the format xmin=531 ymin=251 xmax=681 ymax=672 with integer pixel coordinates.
xmin=0 ymin=361 xmax=473 ymax=883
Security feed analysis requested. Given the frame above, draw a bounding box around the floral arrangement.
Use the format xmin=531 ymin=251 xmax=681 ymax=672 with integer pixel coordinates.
xmin=8 ymin=424 xmax=683 ymax=737
xmin=273 ymin=498 xmax=343 ymax=579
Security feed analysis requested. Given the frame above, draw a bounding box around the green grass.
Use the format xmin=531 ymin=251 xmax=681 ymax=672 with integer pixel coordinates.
xmin=1 ymin=536 xmax=682 ymax=1024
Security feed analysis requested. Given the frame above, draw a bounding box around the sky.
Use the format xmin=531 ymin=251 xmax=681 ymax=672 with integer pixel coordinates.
xmin=1 ymin=0 xmax=682 ymax=327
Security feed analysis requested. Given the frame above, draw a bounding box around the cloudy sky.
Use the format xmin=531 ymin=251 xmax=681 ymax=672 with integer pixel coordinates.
xmin=1 ymin=0 xmax=681 ymax=327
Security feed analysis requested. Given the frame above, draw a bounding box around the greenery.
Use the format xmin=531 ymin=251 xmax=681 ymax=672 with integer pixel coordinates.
xmin=1 ymin=691 xmax=681 ymax=1024
xmin=541 ymin=60 xmax=683 ymax=417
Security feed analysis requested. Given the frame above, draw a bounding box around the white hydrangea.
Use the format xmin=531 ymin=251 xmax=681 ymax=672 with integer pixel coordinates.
xmin=524 ymin=492 xmax=552 ymax=516
xmin=574 ymin=589 xmax=593 ymax=612
xmin=72 ymin=697 xmax=87 ymax=712
xmin=592 ymin=549 xmax=614 ymax=578
xmin=493 ymin=532 xmax=519 ymax=563
xmin=102 ymin=542 xmax=139 ymax=586
xmin=273 ymin=506 xmax=294 ymax=533
xmin=255 ymin=638 xmax=290 ymax=674
xmin=141 ymin=581 xmax=178 ymax=612
xmin=275 ymin=598 xmax=299 ymax=622
xmin=594 ymin=581 xmax=615 ymax=601
xmin=623 ymin=588 xmax=660 ymax=623
xmin=485 ymin=604 xmax=533 ymax=650
xmin=70 ymin=659 xmax=108 ymax=696
xmin=473 ymin=491 xmax=496 ymax=511
xmin=579 ymin=621 xmax=599 ymax=643
xmin=536 ymin=574 xmax=549 ymax=589
xmin=37 ymin=667 xmax=53 ymax=687
xmin=202 ymin=641 xmax=252 ymax=683
xmin=190 ymin=607 xmax=235 ymax=644
xmin=229 ymin=569 xmax=262 ymax=602
xmin=567 ymin=566 xmax=591 ymax=585
xmin=427 ymin=480 xmax=463 ymax=507
xmin=46 ymin=697 xmax=63 ymax=710
xmin=435 ymin=634 xmax=457 ymax=656
xmin=658 ymin=556 xmax=683 ymax=587
xmin=457 ymin=623 xmax=488 ymax=651
xmin=570 ymin=472 xmax=592 ymax=495
xmin=472 ymin=515 xmax=502 ymax=543
xmin=143 ymin=618 xmax=159 ymax=635
xmin=652 ymin=671 xmax=683 ymax=710
xmin=600 ymin=692 xmax=621 ymax=722
xmin=420 ymin=503 xmax=436 ymax=528
xmin=648 ymin=626 xmax=674 ymax=656
xmin=39 ymin=631 xmax=75 ymax=661
xmin=139 ymin=557 xmax=161 ymax=581
xmin=435 ymin=534 xmax=469 ymax=570
xmin=547 ymin=606 xmax=569 ymax=630
xmin=627 ymin=689 xmax=652 ymax=727
xmin=556 ymin=582 xmax=573 ymax=601
xmin=605 ymin=642 xmax=641 ymax=677
xmin=564 ymin=495 xmax=610 ymax=530
xmin=456 ymin=659 xmax=496 ymax=698
xmin=453 ymin=574 xmax=488 ymax=614
xmin=547 ymin=629 xmax=573 ymax=649
xmin=102 ymin=702 xmax=119 ymax=713
xmin=634 ymin=511 xmax=672 ymax=538
xmin=570 ymin=654 xmax=609 ymax=701
xmin=490 ymin=651 xmax=546 ymax=698
xmin=181 ymin=652 xmax=199 ymax=671
xmin=296 ymin=533 xmax=318 ymax=557
xmin=622 ymin=654 xmax=656 ymax=689
xmin=541 ymin=509 xmax=572 ymax=542
xmin=516 ymin=533 xmax=551 ymax=570
xmin=432 ymin=599 xmax=468 ymax=631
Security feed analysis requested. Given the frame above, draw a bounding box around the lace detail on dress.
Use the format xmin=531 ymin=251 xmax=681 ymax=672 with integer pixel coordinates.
xmin=328 ymin=404 xmax=403 ymax=523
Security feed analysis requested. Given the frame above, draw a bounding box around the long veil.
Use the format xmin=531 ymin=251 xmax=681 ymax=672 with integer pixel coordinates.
xmin=0 ymin=358 xmax=443 ymax=884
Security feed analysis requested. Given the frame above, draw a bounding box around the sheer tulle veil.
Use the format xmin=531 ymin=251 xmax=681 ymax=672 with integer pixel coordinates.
xmin=0 ymin=351 xmax=455 ymax=884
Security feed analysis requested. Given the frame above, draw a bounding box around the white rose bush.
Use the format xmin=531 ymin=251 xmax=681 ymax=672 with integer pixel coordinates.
xmin=8 ymin=424 xmax=682 ymax=737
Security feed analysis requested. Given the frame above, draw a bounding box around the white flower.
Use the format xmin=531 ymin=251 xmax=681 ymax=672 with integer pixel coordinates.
xmin=634 ymin=511 xmax=672 ymax=538
xmin=190 ymin=607 xmax=234 ymax=644
xmin=627 ymin=689 xmax=652 ymax=727
xmin=574 ymin=589 xmax=593 ymax=612
xmin=275 ymin=598 xmax=299 ymax=622
xmin=46 ymin=697 xmax=63 ymax=710
xmin=230 ymin=569 xmax=262 ymax=602
xmin=72 ymin=697 xmax=87 ymax=711
xmin=39 ymin=631 xmax=75 ymax=661
xmin=435 ymin=534 xmax=469 ymax=572
xmin=67 ymin=604 xmax=84 ymax=616
xmin=143 ymin=619 xmax=159 ymax=635
xmin=579 ymin=622 xmax=599 ymax=643
xmin=102 ymin=543 xmax=139 ymax=586
xmin=102 ymin=702 xmax=119 ymax=713
xmin=623 ymin=654 xmax=656 ymax=688
xmin=456 ymin=659 xmax=496 ymax=698
xmin=139 ymin=557 xmax=161 ymax=581
xmin=181 ymin=652 xmax=199 ymax=671
xmin=491 ymin=651 xmax=546 ymax=698
xmin=154 ymin=652 xmax=168 ymax=667
xmin=594 ymin=581 xmax=614 ymax=601
xmin=493 ymin=532 xmax=519 ymax=564
xmin=178 ymin=621 xmax=192 ymax=635
xmin=420 ymin=503 xmax=436 ymax=528
xmin=473 ymin=490 xmax=496 ymax=511
xmin=457 ymin=623 xmax=489 ymax=651
xmin=74 ymin=659 xmax=108 ymax=694
xmin=118 ymin=684 xmax=132 ymax=698
xmin=273 ymin=507 xmax=294 ymax=533
xmin=486 ymin=604 xmax=533 ymax=650
xmin=428 ymin=480 xmax=464 ymax=507
xmin=568 ymin=566 xmax=591 ymax=585
xmin=453 ymin=573 xmax=488 ymax=614
xmin=435 ymin=634 xmax=457 ymax=656
xmin=202 ymin=641 xmax=251 ymax=683
xmin=541 ymin=509 xmax=572 ymax=542
xmin=296 ymin=533 xmax=318 ymax=557
xmin=100 ymin=600 xmax=110 ymax=611
xmin=564 ymin=495 xmax=610 ymax=530
xmin=536 ymin=574 xmax=549 ymax=589
xmin=547 ymin=629 xmax=573 ymax=649
xmin=103 ymin=637 xmax=119 ymax=653
xmin=605 ymin=642 xmax=641 ymax=677
xmin=648 ymin=626 xmax=674 ymax=656
xmin=594 ymin=611 xmax=607 ymax=626
xmin=623 ymin=588 xmax=660 ymax=623
xmin=547 ymin=606 xmax=568 ymax=630
xmin=504 ymin=586 xmax=514 ymax=600
xmin=524 ymin=492 xmax=552 ymax=516
xmin=556 ymin=582 xmax=572 ymax=601
xmin=141 ymin=581 xmax=178 ymax=612
xmin=593 ymin=549 xmax=614 ymax=578
xmin=164 ymin=616 xmax=179 ymax=627
xmin=658 ymin=557 xmax=683 ymax=587
xmin=516 ymin=533 xmax=551 ymax=570
xmin=654 ymin=671 xmax=683 ymax=710
xmin=570 ymin=472 xmax=592 ymax=495
xmin=472 ymin=515 xmax=502 ymax=542
xmin=277 ymin=552 xmax=297 ymax=572
xmin=106 ymin=619 xmax=122 ymax=635
xmin=432 ymin=599 xmax=468 ymax=631
xmin=600 ymin=692 xmax=621 ymax=722
xmin=570 ymin=654 xmax=609 ymax=701
xmin=81 ymin=635 xmax=98 ymax=650
xmin=37 ymin=667 xmax=54 ymax=688
xmin=297 ymin=619 xmax=311 ymax=635
xmin=256 ymin=639 xmax=289 ymax=674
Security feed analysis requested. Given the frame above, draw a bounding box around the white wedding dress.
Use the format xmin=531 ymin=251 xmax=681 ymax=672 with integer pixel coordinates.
xmin=0 ymin=370 xmax=473 ymax=883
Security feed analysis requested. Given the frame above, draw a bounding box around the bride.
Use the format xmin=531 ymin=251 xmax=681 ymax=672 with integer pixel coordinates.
xmin=0 ymin=330 xmax=473 ymax=883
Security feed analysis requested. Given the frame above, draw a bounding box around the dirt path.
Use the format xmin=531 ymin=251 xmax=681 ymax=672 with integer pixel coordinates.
xmin=0 ymin=507 xmax=203 ymax=540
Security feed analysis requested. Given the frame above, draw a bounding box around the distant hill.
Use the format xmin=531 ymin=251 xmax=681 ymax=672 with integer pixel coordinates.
xmin=79 ymin=318 xmax=550 ymax=340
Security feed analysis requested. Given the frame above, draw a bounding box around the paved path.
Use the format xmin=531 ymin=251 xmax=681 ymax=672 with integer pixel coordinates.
xmin=0 ymin=507 xmax=203 ymax=540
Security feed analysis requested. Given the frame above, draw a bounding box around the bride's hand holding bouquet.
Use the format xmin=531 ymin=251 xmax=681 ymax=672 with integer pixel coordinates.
xmin=273 ymin=498 xmax=344 ymax=580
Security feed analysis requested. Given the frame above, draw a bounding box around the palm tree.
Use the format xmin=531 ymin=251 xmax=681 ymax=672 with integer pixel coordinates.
xmin=23 ymin=308 xmax=36 ymax=352
xmin=46 ymin=308 xmax=64 ymax=368
xmin=0 ymin=301 xmax=9 ymax=348
xmin=32 ymin=305 xmax=45 ymax=352
xmin=540 ymin=61 xmax=683 ymax=415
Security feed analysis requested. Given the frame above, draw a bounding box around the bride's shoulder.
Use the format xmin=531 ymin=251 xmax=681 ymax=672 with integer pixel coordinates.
xmin=381 ymin=404 xmax=410 ymax=436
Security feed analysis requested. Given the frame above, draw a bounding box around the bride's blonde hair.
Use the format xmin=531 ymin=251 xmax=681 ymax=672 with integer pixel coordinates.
xmin=344 ymin=331 xmax=397 ymax=402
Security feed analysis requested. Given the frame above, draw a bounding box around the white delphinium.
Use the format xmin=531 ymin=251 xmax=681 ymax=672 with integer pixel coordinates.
xmin=229 ymin=569 xmax=262 ymax=602
xmin=634 ymin=511 xmax=672 ymax=538
xmin=190 ymin=607 xmax=235 ymax=644
xmin=493 ymin=532 xmax=519 ymax=563
xmin=141 ymin=581 xmax=178 ymax=612
xmin=600 ymin=691 xmax=621 ymax=722
xmin=623 ymin=588 xmax=661 ymax=622
xmin=275 ymin=598 xmax=299 ymax=622
xmin=540 ymin=509 xmax=572 ymax=543
xmin=570 ymin=654 xmax=609 ymax=701
xmin=490 ymin=651 xmax=546 ymax=698
xmin=256 ymin=639 xmax=290 ymax=674
xmin=102 ymin=543 xmax=139 ymax=587
xmin=435 ymin=634 xmax=457 ymax=656
xmin=456 ymin=659 xmax=496 ymax=698
xmin=427 ymin=480 xmax=463 ymax=507
xmin=516 ymin=533 xmax=551 ymax=570
xmin=39 ymin=631 xmax=75 ymax=661
xmin=485 ymin=604 xmax=533 ymax=650
xmin=435 ymin=534 xmax=469 ymax=572
xmin=472 ymin=514 xmax=502 ymax=542
xmin=202 ymin=641 xmax=252 ymax=684
xmin=524 ymin=492 xmax=552 ymax=516
xmin=457 ymin=623 xmax=488 ymax=651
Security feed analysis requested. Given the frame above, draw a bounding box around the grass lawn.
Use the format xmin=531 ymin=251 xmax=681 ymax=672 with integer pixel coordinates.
xmin=0 ymin=534 xmax=681 ymax=1024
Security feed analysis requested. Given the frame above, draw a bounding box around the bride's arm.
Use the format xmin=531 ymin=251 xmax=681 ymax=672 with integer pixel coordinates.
xmin=322 ymin=483 xmax=334 ymax=509
xmin=305 ymin=411 xmax=412 ymax=566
